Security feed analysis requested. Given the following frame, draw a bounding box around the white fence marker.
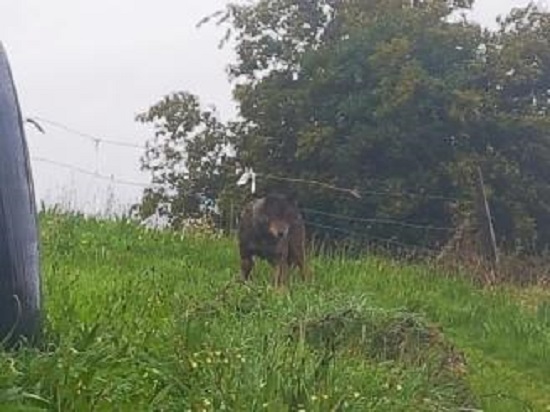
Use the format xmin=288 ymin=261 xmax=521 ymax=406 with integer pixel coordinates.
xmin=237 ymin=167 xmax=257 ymax=193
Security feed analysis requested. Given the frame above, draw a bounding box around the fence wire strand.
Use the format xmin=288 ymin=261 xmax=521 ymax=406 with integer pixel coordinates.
xmin=32 ymin=157 xmax=149 ymax=188
xmin=262 ymin=173 xmax=471 ymax=204
xmin=29 ymin=116 xmax=146 ymax=150
xmin=27 ymin=118 xmax=462 ymax=252
xmin=305 ymin=220 xmax=439 ymax=256
xmin=303 ymin=208 xmax=455 ymax=232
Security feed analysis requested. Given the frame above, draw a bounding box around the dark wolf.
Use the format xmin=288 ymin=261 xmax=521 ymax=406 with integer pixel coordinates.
xmin=238 ymin=193 xmax=310 ymax=288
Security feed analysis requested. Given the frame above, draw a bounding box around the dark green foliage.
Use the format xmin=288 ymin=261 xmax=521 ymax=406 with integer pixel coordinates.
xmin=134 ymin=92 xmax=240 ymax=229
xmin=138 ymin=0 xmax=550 ymax=255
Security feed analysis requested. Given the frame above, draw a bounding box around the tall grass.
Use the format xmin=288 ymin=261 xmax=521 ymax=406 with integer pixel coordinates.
xmin=0 ymin=212 xmax=548 ymax=411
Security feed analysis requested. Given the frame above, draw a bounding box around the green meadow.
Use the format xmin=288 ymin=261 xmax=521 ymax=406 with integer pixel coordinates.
xmin=1 ymin=212 xmax=548 ymax=411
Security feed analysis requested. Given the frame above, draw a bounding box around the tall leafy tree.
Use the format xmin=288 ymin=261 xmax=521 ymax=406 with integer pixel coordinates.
xmin=137 ymin=0 xmax=550 ymax=255
xmin=198 ymin=0 xmax=550 ymax=253
xmin=478 ymin=4 xmax=550 ymax=250
xmin=204 ymin=0 xmax=483 ymax=248
xmin=134 ymin=92 xmax=237 ymax=229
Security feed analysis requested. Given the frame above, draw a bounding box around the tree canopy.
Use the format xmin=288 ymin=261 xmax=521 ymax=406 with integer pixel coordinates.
xmin=136 ymin=0 xmax=550 ymax=254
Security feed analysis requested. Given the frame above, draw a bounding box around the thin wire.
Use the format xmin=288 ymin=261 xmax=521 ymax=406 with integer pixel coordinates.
xmin=30 ymin=116 xmax=146 ymax=150
xmin=261 ymin=173 xmax=471 ymax=204
xmin=32 ymin=152 xmax=451 ymax=253
xmin=28 ymin=117 xmax=469 ymax=204
xmin=262 ymin=174 xmax=362 ymax=198
xmin=305 ymin=220 xmax=438 ymax=255
xmin=302 ymin=208 xmax=455 ymax=231
xmin=32 ymin=157 xmax=149 ymax=188
xmin=358 ymin=187 xmax=469 ymax=203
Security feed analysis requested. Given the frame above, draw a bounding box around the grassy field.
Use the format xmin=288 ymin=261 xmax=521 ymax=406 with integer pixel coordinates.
xmin=0 ymin=212 xmax=549 ymax=411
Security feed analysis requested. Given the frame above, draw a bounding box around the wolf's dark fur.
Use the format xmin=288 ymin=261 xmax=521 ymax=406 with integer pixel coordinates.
xmin=238 ymin=193 xmax=310 ymax=287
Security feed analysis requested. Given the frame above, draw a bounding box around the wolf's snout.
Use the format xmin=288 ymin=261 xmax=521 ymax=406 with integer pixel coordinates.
xmin=270 ymin=223 xmax=289 ymax=239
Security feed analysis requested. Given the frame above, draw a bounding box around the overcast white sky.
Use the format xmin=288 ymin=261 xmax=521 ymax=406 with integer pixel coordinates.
xmin=0 ymin=0 xmax=547 ymax=215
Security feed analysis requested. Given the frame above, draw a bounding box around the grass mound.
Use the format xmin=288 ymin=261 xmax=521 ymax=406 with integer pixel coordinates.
xmin=290 ymin=308 xmax=474 ymax=409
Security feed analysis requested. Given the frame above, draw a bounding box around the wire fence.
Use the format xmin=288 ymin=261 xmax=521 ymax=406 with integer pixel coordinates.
xmin=30 ymin=116 xmax=146 ymax=150
xmin=302 ymin=208 xmax=456 ymax=232
xmin=263 ymin=174 xmax=471 ymax=204
xmin=25 ymin=115 xmax=151 ymax=215
xmin=303 ymin=220 xmax=441 ymax=257
xmin=25 ymin=115 xmax=473 ymax=257
xmin=31 ymin=156 xmax=149 ymax=188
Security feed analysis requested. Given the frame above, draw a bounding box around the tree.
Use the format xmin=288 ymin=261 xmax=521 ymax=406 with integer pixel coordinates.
xmin=134 ymin=92 xmax=237 ymax=229
xmin=202 ymin=0 xmax=550 ymax=253
xmin=137 ymin=0 xmax=550 ymax=256
xmin=201 ymin=0 xmax=482 ymax=249
xmin=478 ymin=4 xmax=550 ymax=250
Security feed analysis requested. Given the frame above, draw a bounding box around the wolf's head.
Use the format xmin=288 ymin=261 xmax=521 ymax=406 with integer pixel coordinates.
xmin=252 ymin=193 xmax=299 ymax=239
